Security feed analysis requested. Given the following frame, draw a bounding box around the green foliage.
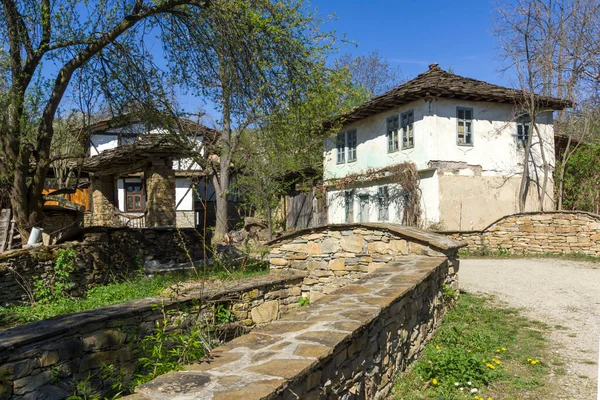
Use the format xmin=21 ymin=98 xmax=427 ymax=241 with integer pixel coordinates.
xmin=33 ymin=248 xmax=76 ymax=304
xmin=392 ymin=293 xmax=555 ymax=400
xmin=559 ymin=143 xmax=600 ymax=213
xmin=214 ymin=304 xmax=235 ymax=324
xmin=441 ymin=284 xmax=459 ymax=303
xmin=0 ymin=262 xmax=268 ymax=329
xmin=131 ymin=309 xmax=215 ymax=389
xmin=298 ymin=297 xmax=310 ymax=307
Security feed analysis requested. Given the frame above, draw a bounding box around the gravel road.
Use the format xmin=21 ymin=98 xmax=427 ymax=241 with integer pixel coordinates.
xmin=458 ymin=258 xmax=599 ymax=399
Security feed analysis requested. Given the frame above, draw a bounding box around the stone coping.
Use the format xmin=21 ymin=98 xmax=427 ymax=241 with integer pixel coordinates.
xmin=0 ymin=272 xmax=304 ymax=354
xmin=268 ymin=223 xmax=465 ymax=251
xmin=131 ymin=255 xmax=446 ymax=400
xmin=437 ymin=210 xmax=600 ymax=234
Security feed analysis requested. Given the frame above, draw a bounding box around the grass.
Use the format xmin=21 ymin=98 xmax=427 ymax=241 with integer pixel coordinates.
xmin=0 ymin=260 xmax=269 ymax=330
xmin=458 ymin=247 xmax=600 ymax=262
xmin=391 ymin=292 xmax=563 ymax=400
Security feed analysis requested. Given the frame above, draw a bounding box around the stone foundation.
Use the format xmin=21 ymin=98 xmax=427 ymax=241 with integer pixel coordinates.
xmin=0 ymin=273 xmax=304 ymax=399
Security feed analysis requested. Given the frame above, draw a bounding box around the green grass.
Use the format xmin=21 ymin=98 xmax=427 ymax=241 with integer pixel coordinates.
xmin=392 ymin=292 xmax=563 ymax=400
xmin=459 ymin=247 xmax=600 ymax=262
xmin=0 ymin=260 xmax=269 ymax=330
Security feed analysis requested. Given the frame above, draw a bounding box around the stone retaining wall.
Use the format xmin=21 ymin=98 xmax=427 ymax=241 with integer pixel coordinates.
xmin=443 ymin=211 xmax=600 ymax=255
xmin=267 ymin=223 xmax=461 ymax=299
xmin=131 ymin=256 xmax=455 ymax=400
xmin=0 ymin=227 xmax=208 ymax=306
xmin=0 ymin=273 xmax=304 ymax=399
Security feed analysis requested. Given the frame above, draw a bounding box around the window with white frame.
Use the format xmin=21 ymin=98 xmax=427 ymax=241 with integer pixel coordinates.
xmin=337 ymin=130 xmax=357 ymax=163
xmin=457 ymin=107 xmax=473 ymax=145
xmin=336 ymin=132 xmax=346 ymax=163
xmin=387 ymin=116 xmax=399 ymax=152
xmin=516 ymin=114 xmax=530 ymax=148
xmin=344 ymin=190 xmax=354 ymax=223
xmin=401 ymin=110 xmax=414 ymax=149
xmin=347 ymin=130 xmax=357 ymax=162
xmin=377 ymin=186 xmax=389 ymax=221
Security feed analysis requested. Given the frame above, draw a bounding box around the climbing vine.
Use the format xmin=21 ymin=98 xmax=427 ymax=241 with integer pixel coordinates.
xmin=325 ymin=162 xmax=421 ymax=226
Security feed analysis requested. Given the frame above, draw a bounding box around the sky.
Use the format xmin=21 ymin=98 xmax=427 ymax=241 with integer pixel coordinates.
xmin=184 ymin=0 xmax=516 ymax=123
xmin=313 ymin=0 xmax=511 ymax=85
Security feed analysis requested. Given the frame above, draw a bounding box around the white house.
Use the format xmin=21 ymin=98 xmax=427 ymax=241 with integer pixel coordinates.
xmin=324 ymin=64 xmax=571 ymax=231
xmin=86 ymin=114 xmax=218 ymax=228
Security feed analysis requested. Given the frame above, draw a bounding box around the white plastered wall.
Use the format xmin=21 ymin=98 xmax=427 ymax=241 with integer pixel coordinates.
xmin=323 ymin=97 xmax=556 ymax=230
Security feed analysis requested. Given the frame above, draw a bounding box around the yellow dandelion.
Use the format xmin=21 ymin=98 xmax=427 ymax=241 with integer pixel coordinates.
xmin=432 ymin=378 xmax=438 ymax=385
xmin=436 ymin=345 xmax=441 ymax=350
xmin=486 ymin=363 xmax=496 ymax=369
xmin=496 ymin=349 xmax=501 ymax=353
xmin=467 ymin=349 xmax=472 ymax=353
xmin=495 ymin=359 xmax=501 ymax=364
xmin=527 ymin=358 xmax=532 ymax=362
xmin=501 ymin=347 xmax=507 ymax=351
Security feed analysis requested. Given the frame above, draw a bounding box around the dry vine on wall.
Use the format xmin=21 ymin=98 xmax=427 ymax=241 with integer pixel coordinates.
xmin=327 ymin=162 xmax=422 ymax=227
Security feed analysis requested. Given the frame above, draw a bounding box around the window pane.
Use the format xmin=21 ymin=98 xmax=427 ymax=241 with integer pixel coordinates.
xmin=465 ymin=121 xmax=472 ymax=133
xmin=458 ymin=109 xmax=464 ymax=119
xmin=458 ymin=122 xmax=464 ymax=134
xmin=465 ymin=109 xmax=472 ymax=120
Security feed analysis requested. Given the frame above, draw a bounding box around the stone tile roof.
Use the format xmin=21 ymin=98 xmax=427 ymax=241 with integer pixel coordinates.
xmin=339 ymin=64 xmax=572 ymax=125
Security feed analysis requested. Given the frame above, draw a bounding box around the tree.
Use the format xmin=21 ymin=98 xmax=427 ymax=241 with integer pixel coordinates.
xmin=162 ymin=0 xmax=339 ymax=241
xmin=495 ymin=0 xmax=599 ymax=211
xmin=234 ymin=68 xmax=368 ymax=238
xmin=0 ymin=0 xmax=215 ymax=239
xmin=334 ymin=50 xmax=404 ymax=97
xmin=0 ymin=0 xmax=329 ymax=241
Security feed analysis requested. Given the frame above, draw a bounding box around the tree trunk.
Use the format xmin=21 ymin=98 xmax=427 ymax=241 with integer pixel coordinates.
xmin=213 ymin=88 xmax=232 ymax=243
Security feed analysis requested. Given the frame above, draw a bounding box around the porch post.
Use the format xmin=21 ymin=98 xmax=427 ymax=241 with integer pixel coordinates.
xmin=145 ymin=157 xmax=176 ymax=227
xmin=91 ymin=174 xmax=117 ymax=226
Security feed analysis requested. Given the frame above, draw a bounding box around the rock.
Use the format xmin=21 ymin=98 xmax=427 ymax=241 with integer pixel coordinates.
xmin=39 ymin=351 xmax=59 ymax=367
xmin=320 ymin=238 xmax=341 ymax=253
xmin=251 ymin=300 xmax=279 ymax=324
xmin=328 ymin=258 xmax=346 ymax=271
xmin=389 ymin=240 xmax=409 ymax=255
xmin=340 ymin=235 xmax=365 ymax=253
xmin=13 ymin=371 xmax=52 ymax=396
xmin=307 ymin=242 xmax=321 ymax=255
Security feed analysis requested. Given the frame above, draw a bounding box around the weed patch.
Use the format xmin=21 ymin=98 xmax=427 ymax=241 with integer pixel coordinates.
xmin=392 ymin=293 xmax=562 ymax=400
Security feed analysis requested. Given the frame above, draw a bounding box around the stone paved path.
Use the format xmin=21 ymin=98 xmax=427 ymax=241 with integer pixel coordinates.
xmin=459 ymin=258 xmax=600 ymax=399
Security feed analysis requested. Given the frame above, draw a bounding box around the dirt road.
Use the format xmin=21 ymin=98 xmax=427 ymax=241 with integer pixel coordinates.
xmin=458 ymin=258 xmax=599 ymax=399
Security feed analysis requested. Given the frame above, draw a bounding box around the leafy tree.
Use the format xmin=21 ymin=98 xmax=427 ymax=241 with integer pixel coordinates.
xmin=162 ymin=0 xmax=340 ymax=241
xmin=560 ymin=143 xmax=600 ymax=213
xmin=0 ymin=0 xmax=331 ymax=241
xmin=234 ymin=68 xmax=368 ymax=238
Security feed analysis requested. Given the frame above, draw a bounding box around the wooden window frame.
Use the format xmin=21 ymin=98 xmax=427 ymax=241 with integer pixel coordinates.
xmin=125 ymin=181 xmax=145 ymax=212
xmin=456 ymin=107 xmax=474 ymax=146
xmin=347 ymin=129 xmax=357 ymax=162
xmin=401 ymin=110 xmax=414 ymax=149
xmin=387 ymin=116 xmax=399 ymax=152
xmin=516 ymin=114 xmax=531 ymax=148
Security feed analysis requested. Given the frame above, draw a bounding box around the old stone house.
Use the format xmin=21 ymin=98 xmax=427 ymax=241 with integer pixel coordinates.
xmin=84 ymin=114 xmax=219 ymax=228
xmin=324 ymin=64 xmax=571 ymax=231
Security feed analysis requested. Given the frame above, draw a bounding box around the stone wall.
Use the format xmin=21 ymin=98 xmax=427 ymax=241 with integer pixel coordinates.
xmin=130 ymin=255 xmax=456 ymax=399
xmin=0 ymin=227 xmax=208 ymax=306
xmin=267 ymin=223 xmax=461 ymax=299
xmin=40 ymin=208 xmax=84 ymax=245
xmin=443 ymin=211 xmax=600 ymax=256
xmin=0 ymin=273 xmax=304 ymax=399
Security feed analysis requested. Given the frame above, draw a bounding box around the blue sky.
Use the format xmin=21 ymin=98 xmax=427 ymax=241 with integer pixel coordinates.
xmin=187 ymin=0 xmax=516 ymax=123
xmin=314 ymin=0 xmax=510 ymax=85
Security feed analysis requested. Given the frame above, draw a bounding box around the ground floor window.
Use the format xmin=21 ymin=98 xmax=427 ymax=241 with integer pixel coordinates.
xmin=359 ymin=194 xmax=369 ymax=223
xmin=345 ymin=190 xmax=354 ymax=223
xmin=378 ymin=186 xmax=389 ymax=221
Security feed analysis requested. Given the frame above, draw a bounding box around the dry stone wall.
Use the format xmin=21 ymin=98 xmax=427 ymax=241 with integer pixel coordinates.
xmin=0 ymin=227 xmax=207 ymax=306
xmin=445 ymin=211 xmax=600 ymax=256
xmin=131 ymin=256 xmax=455 ymax=400
xmin=0 ymin=273 xmax=304 ymax=399
xmin=268 ymin=223 xmax=460 ymax=299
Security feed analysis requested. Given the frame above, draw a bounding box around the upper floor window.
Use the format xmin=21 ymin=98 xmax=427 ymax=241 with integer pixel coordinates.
xmin=336 ymin=132 xmax=346 ymax=164
xmin=387 ymin=116 xmax=399 ymax=152
xmin=125 ymin=182 xmax=144 ymax=212
xmin=517 ymin=114 xmax=531 ymax=148
xmin=401 ymin=110 xmax=414 ymax=149
xmin=347 ymin=130 xmax=357 ymax=162
xmin=337 ymin=129 xmax=357 ymax=163
xmin=457 ymin=107 xmax=473 ymax=146
xmin=377 ymin=186 xmax=389 ymax=221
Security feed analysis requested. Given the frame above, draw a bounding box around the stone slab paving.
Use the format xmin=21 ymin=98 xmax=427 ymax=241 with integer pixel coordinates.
xmin=132 ymin=256 xmax=446 ymax=400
